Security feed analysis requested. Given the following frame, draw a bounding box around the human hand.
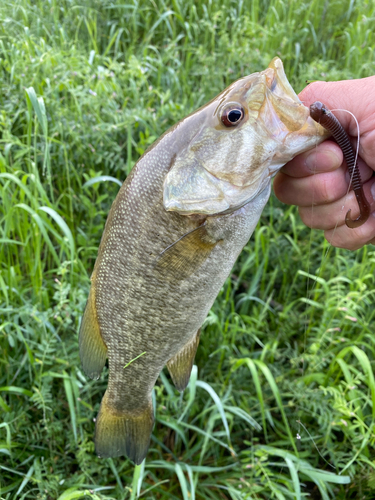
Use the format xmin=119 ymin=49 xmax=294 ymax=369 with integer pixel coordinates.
xmin=273 ymin=77 xmax=375 ymax=250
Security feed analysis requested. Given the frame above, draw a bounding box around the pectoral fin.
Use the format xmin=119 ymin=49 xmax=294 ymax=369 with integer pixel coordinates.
xmin=79 ymin=285 xmax=107 ymax=380
xmin=154 ymin=224 xmax=217 ymax=281
xmin=167 ymin=329 xmax=201 ymax=391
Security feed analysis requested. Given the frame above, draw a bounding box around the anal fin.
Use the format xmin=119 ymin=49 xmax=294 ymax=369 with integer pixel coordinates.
xmin=79 ymin=285 xmax=107 ymax=380
xmin=95 ymin=391 xmax=154 ymax=465
xmin=167 ymin=329 xmax=200 ymax=392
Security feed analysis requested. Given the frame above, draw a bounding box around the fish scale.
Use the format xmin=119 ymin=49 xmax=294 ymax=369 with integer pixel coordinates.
xmin=79 ymin=57 xmax=327 ymax=464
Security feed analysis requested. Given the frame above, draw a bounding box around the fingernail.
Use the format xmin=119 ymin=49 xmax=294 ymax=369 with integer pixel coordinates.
xmin=305 ymin=149 xmax=341 ymax=172
xmin=371 ymin=182 xmax=375 ymax=202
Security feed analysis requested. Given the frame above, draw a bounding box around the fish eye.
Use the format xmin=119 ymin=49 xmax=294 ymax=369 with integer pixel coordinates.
xmin=221 ymin=104 xmax=245 ymax=127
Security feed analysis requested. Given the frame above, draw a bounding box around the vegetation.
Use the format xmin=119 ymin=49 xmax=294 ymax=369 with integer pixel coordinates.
xmin=1 ymin=0 xmax=375 ymax=498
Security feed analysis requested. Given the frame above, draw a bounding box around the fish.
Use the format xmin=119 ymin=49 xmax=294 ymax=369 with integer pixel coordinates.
xmin=79 ymin=57 xmax=328 ymax=465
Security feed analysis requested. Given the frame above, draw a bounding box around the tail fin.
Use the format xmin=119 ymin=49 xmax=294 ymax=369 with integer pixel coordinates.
xmin=95 ymin=391 xmax=154 ymax=465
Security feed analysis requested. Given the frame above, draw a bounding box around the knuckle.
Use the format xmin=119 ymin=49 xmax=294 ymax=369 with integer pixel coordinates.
xmin=273 ymin=174 xmax=293 ymax=203
xmin=324 ymin=230 xmax=345 ymax=249
xmin=298 ymin=207 xmax=314 ymax=228
xmin=324 ymin=227 xmax=368 ymax=251
xmin=319 ymin=176 xmax=331 ymax=204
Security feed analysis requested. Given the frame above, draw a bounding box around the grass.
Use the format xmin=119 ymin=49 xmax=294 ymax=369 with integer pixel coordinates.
xmin=0 ymin=0 xmax=375 ymax=498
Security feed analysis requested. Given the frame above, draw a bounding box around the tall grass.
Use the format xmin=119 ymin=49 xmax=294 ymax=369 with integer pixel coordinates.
xmin=1 ymin=0 xmax=375 ymax=498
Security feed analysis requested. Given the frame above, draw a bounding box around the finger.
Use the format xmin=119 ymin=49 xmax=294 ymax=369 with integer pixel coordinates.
xmin=324 ymin=212 xmax=375 ymax=250
xmin=281 ymin=141 xmax=343 ymax=178
xmin=359 ymin=129 xmax=375 ymax=170
xmin=298 ymin=177 xmax=375 ymax=230
xmin=274 ymin=158 xmax=372 ymax=207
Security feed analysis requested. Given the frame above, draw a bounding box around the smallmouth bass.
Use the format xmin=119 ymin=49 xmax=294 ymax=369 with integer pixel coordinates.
xmin=79 ymin=58 xmax=327 ymax=464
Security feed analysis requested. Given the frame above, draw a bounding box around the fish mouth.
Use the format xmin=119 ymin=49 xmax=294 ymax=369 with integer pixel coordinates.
xmin=251 ymin=57 xmax=328 ymax=176
xmin=266 ymin=57 xmax=301 ymax=104
xmin=260 ymin=58 xmax=312 ymax=139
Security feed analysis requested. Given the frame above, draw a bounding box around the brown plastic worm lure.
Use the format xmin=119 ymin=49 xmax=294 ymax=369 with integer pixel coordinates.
xmin=310 ymin=101 xmax=370 ymax=229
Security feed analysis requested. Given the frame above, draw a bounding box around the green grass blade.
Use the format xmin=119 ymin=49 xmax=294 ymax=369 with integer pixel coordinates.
xmin=195 ymin=380 xmax=230 ymax=441
xmin=39 ymin=206 xmax=75 ymax=262
xmin=83 ymin=175 xmax=123 ymax=188
xmin=174 ymin=463 xmax=190 ymax=500
xmin=285 ymin=457 xmax=301 ymax=500
xmin=14 ymin=464 xmax=34 ymax=498
xmin=130 ymin=462 xmax=145 ymax=500
xmin=63 ymin=372 xmax=77 ymax=443
xmin=254 ymin=360 xmax=298 ymax=454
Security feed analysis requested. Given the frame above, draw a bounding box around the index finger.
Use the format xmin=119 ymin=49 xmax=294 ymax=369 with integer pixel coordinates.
xmin=281 ymin=140 xmax=343 ymax=178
